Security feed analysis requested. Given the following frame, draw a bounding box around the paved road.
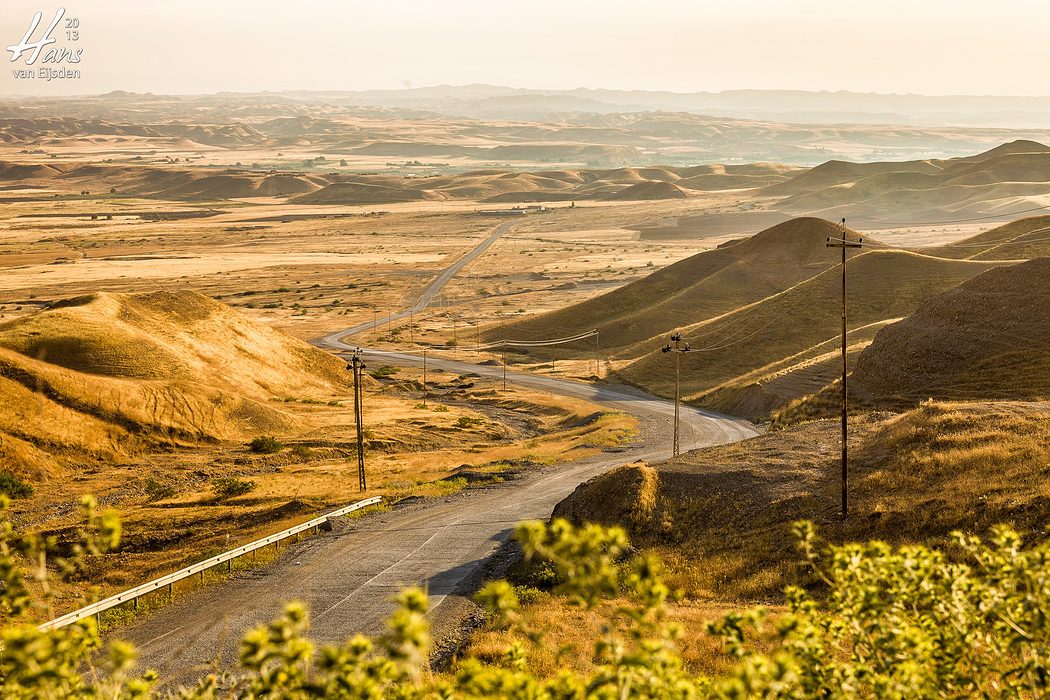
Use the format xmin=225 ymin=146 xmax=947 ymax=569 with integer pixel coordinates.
xmin=120 ymin=361 xmax=755 ymax=688
xmin=316 ymin=220 xmax=515 ymax=345
xmin=116 ymin=220 xmax=759 ymax=687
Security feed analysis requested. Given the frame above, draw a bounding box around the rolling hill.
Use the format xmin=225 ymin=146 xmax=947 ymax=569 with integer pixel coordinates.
xmin=617 ymin=249 xmax=999 ymax=402
xmin=493 ymin=214 xmax=1050 ymax=418
xmin=492 ymin=218 xmax=859 ymax=356
xmin=769 ymin=140 xmax=1050 ymax=222
xmin=553 ymin=400 xmax=1050 ymax=599
xmin=849 ymin=257 xmax=1050 ymax=404
xmin=0 ymin=157 xmax=797 ymax=203
xmin=0 ymin=291 xmax=351 ymax=477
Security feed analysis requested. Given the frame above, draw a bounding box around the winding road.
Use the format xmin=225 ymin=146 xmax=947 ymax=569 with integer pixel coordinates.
xmin=117 ymin=222 xmax=760 ymax=688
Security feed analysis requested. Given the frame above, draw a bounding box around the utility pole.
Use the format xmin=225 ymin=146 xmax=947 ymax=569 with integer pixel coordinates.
xmin=348 ymin=349 xmax=367 ymax=491
xmin=661 ymin=332 xmax=692 ymax=457
xmin=826 ymin=219 xmax=863 ymax=517
xmin=422 ymin=346 xmax=428 ymax=407
xmin=594 ymin=331 xmax=600 ymax=377
xmin=501 ymin=340 xmax=507 ymax=391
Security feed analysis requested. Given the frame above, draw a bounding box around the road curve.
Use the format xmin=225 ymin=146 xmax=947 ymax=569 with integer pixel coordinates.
xmin=119 ymin=355 xmax=755 ymax=688
xmin=115 ymin=220 xmax=759 ymax=687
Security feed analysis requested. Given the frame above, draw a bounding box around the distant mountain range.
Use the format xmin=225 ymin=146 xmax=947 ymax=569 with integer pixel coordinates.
xmin=282 ymin=85 xmax=1050 ymax=128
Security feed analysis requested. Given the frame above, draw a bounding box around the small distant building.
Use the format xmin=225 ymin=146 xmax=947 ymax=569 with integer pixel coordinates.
xmin=476 ymin=209 xmax=528 ymax=217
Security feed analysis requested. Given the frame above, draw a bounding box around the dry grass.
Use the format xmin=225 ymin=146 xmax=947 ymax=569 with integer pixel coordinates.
xmin=851 ymin=257 xmax=1050 ymax=404
xmin=619 ymin=249 xmax=999 ymax=400
xmin=460 ymin=593 xmax=783 ymax=680
xmin=555 ymin=400 xmax=1050 ymax=601
xmin=492 ymin=217 xmax=855 ymax=357
xmin=0 ymin=291 xmax=636 ymax=621
xmin=19 ymin=375 xmax=635 ymax=621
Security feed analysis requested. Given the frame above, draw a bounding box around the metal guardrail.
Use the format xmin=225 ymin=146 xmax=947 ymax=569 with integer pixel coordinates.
xmin=38 ymin=496 xmax=383 ymax=631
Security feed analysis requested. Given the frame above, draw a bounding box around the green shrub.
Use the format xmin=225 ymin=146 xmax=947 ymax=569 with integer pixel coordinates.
xmin=369 ymin=365 xmax=399 ymax=379
xmin=212 ymin=477 xmax=256 ymax=500
xmin=0 ymin=472 xmax=32 ymax=499
xmin=143 ymin=478 xmax=175 ymax=502
xmin=4 ymin=504 xmax=1050 ymax=698
xmin=455 ymin=416 xmax=484 ymax=428
xmin=249 ymin=435 xmax=283 ymax=454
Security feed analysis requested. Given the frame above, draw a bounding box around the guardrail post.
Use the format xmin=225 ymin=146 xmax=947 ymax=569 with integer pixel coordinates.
xmin=36 ymin=495 xmax=382 ymax=632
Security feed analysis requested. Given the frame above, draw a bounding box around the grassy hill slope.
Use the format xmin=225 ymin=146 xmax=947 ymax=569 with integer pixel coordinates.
xmin=554 ymin=400 xmax=1050 ymax=599
xmin=617 ymin=250 xmax=1000 ymax=400
xmin=0 ymin=291 xmax=351 ymax=475
xmin=850 ymin=257 xmax=1050 ymax=405
xmin=771 ymin=140 xmax=1050 ymax=221
xmin=491 ymin=217 xmax=856 ymax=356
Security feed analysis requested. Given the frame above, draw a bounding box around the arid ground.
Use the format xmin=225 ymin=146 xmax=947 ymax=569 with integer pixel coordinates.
xmin=2 ymin=93 xmax=1050 ymax=658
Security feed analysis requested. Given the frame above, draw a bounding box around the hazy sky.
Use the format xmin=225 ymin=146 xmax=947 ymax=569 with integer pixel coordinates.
xmin=3 ymin=0 xmax=1049 ymax=96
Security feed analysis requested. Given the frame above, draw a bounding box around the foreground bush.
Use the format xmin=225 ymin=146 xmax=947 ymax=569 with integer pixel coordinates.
xmin=249 ymin=436 xmax=283 ymax=454
xmin=0 ymin=501 xmax=1047 ymax=697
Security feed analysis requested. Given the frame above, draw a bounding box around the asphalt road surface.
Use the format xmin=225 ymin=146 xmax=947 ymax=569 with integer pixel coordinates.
xmin=115 ymin=220 xmax=759 ymax=687
xmin=316 ymin=219 xmax=516 ymax=345
xmin=120 ymin=357 xmax=756 ymax=688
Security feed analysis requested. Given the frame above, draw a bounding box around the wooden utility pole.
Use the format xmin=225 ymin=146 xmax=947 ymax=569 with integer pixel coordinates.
xmin=826 ymin=219 xmax=863 ymax=516
xmin=501 ymin=341 xmax=507 ymax=391
xmin=594 ymin=331 xmax=600 ymax=377
xmin=422 ymin=347 xmax=428 ymax=407
xmin=349 ymin=349 xmax=367 ymax=491
xmin=662 ymin=332 xmax=692 ymax=457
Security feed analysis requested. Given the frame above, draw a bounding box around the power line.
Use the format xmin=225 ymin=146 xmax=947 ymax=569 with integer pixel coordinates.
xmin=476 ymin=329 xmax=601 ymax=386
xmin=846 ymin=203 xmax=1050 ymax=228
xmin=475 ymin=329 xmax=598 ymax=350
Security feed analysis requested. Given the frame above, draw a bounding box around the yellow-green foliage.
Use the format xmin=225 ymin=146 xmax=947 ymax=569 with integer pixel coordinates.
xmin=2 ymin=507 xmax=1050 ymax=697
